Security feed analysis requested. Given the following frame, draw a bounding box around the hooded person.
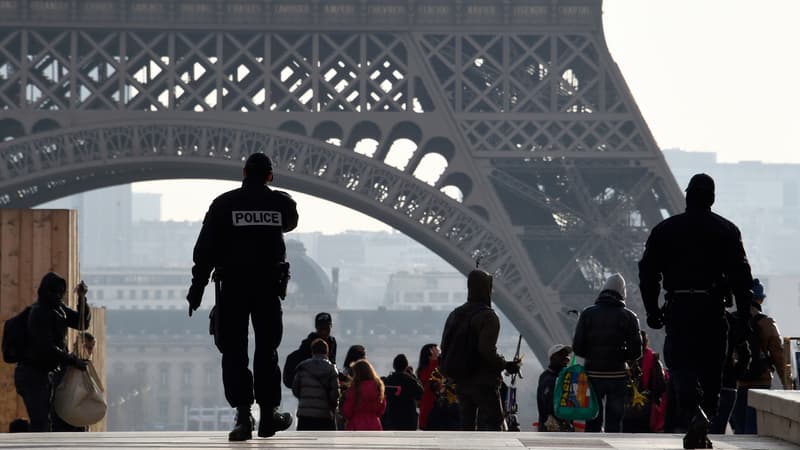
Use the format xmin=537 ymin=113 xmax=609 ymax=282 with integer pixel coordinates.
xmin=573 ymin=273 xmax=642 ymax=433
xmin=14 ymin=272 xmax=91 ymax=432
xmin=439 ymin=269 xmax=521 ymax=431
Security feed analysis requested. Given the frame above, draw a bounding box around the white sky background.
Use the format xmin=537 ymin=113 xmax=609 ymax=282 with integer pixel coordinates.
xmin=134 ymin=1 xmax=800 ymax=229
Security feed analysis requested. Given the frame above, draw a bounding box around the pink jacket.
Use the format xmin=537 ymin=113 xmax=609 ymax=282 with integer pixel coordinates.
xmin=342 ymin=379 xmax=387 ymax=430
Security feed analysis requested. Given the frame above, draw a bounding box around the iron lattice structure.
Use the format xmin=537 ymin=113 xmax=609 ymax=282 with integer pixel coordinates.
xmin=0 ymin=0 xmax=684 ymax=361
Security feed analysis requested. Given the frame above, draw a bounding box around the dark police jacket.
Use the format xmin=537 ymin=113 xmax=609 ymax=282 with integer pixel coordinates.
xmin=638 ymin=207 xmax=753 ymax=316
xmin=191 ymin=179 xmax=299 ymax=286
xmin=572 ymin=291 xmax=642 ymax=376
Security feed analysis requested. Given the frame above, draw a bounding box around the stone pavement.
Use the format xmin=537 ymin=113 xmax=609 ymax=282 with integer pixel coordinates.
xmin=0 ymin=431 xmax=797 ymax=450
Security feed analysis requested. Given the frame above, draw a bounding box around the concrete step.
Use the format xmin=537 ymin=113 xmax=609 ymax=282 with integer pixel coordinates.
xmin=0 ymin=431 xmax=797 ymax=449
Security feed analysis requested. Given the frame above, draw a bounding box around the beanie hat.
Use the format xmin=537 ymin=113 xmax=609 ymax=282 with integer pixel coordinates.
xmin=244 ymin=152 xmax=273 ymax=179
xmin=752 ymin=278 xmax=766 ymax=300
xmin=315 ymin=312 xmax=332 ymax=327
xmin=602 ymin=273 xmax=626 ymax=300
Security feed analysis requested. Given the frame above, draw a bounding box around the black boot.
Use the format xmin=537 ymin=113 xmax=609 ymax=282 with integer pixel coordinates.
xmin=228 ymin=406 xmax=255 ymax=442
xmin=683 ymin=408 xmax=713 ymax=449
xmin=258 ymin=406 xmax=293 ymax=438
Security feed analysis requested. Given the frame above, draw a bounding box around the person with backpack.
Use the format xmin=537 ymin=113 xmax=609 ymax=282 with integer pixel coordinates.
xmin=291 ymin=338 xmax=340 ymax=431
xmin=381 ymin=354 xmax=423 ymax=430
xmin=732 ymin=279 xmax=784 ymax=434
xmin=537 ymin=344 xmax=574 ymax=432
xmin=572 ymin=273 xmax=642 ymax=433
xmin=439 ymin=269 xmax=521 ymax=431
xmin=11 ymin=273 xmax=91 ymax=432
xmin=283 ymin=312 xmax=338 ymax=389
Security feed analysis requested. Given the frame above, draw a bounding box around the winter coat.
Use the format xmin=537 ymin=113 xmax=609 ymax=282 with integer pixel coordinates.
xmin=737 ymin=304 xmax=784 ymax=388
xmin=573 ymin=291 xmax=642 ymax=376
xmin=638 ymin=206 xmax=753 ymax=318
xmin=292 ymin=355 xmax=340 ymax=419
xmin=441 ymin=300 xmax=506 ymax=386
xmin=342 ymin=379 xmax=386 ymax=430
xmin=381 ymin=370 xmax=423 ymax=430
xmin=23 ymin=274 xmax=91 ymax=371
xmin=299 ymin=332 xmax=337 ymax=366
xmin=417 ymin=360 xmax=438 ymax=430
xmin=537 ymin=364 xmax=573 ymax=432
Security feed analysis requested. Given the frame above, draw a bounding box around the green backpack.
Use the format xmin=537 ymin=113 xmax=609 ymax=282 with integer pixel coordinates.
xmin=553 ymin=356 xmax=599 ymax=421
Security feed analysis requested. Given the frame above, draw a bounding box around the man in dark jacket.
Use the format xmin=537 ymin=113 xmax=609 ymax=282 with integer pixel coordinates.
xmin=573 ymin=273 xmax=642 ymax=433
xmin=382 ymin=354 xmax=424 ymax=430
xmin=14 ymin=273 xmax=90 ymax=432
xmin=298 ymin=312 xmax=338 ymax=366
xmin=187 ymin=153 xmax=298 ymax=441
xmin=639 ymin=173 xmax=754 ymax=449
xmin=440 ymin=269 xmax=521 ymax=431
xmin=292 ymin=338 xmax=339 ymax=430
xmin=537 ymin=344 xmax=574 ymax=432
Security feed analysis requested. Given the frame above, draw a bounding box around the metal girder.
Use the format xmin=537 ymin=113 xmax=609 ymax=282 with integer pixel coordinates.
xmin=0 ymin=0 xmax=686 ymax=363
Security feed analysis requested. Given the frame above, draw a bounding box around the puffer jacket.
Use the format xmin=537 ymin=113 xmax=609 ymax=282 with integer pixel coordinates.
xmin=342 ymin=379 xmax=386 ymax=430
xmin=573 ymin=291 xmax=642 ymax=376
xmin=292 ymin=355 xmax=339 ymax=419
xmin=738 ymin=304 xmax=784 ymax=388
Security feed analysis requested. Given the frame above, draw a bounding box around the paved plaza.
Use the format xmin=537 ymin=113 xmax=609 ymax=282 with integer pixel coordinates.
xmin=0 ymin=431 xmax=796 ymax=450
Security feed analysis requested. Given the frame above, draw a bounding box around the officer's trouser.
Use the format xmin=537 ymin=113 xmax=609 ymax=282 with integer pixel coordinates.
xmin=663 ymin=299 xmax=726 ymax=425
xmin=455 ymin=382 xmax=504 ymax=431
xmin=219 ymin=280 xmax=283 ymax=409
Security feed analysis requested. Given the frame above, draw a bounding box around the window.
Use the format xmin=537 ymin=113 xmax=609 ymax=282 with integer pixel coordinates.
xmin=167 ymin=290 xmax=175 ymax=299
xmin=403 ymin=292 xmax=424 ymax=303
xmin=155 ymin=290 xmax=162 ymax=300
xmin=159 ymin=366 xmax=169 ymax=387
xmin=429 ymin=292 xmax=449 ymax=303
xmin=142 ymin=290 xmax=149 ymax=300
xmin=96 ymin=290 xmax=104 ymax=300
xmin=117 ymin=290 xmax=124 ymax=299
xmin=159 ymin=398 xmax=169 ymax=420
xmin=129 ymin=289 xmax=137 ymax=300
xmin=182 ymin=366 xmax=192 ymax=387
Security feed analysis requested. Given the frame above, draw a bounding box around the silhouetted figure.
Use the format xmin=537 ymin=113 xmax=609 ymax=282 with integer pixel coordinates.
xmin=187 ymin=153 xmax=298 ymax=441
xmin=639 ymin=173 xmax=754 ymax=449
xmin=732 ymin=279 xmax=784 ymax=434
xmin=14 ymin=274 xmax=90 ymax=432
xmin=8 ymin=418 xmax=29 ymax=433
xmin=440 ymin=269 xmax=520 ymax=431
xmin=573 ymin=273 xmax=642 ymax=433
xmin=381 ymin=354 xmax=423 ymax=430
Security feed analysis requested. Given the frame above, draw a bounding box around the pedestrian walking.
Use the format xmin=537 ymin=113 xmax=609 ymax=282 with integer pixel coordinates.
xmin=187 ymin=152 xmax=298 ymax=441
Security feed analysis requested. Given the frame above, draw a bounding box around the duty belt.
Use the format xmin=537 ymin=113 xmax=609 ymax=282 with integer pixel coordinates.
xmin=669 ymin=289 xmax=711 ymax=295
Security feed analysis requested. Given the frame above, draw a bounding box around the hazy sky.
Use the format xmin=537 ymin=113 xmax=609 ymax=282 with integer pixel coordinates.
xmin=134 ymin=1 xmax=800 ymax=229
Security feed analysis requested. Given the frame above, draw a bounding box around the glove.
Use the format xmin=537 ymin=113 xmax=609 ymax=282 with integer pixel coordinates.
xmin=186 ymin=284 xmax=205 ymax=316
xmin=646 ymin=311 xmax=664 ymax=330
xmin=504 ymin=360 xmax=521 ymax=375
xmin=67 ymin=354 xmax=88 ymax=371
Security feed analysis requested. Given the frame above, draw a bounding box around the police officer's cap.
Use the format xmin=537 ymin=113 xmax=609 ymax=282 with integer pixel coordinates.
xmin=685 ymin=173 xmax=715 ymax=194
xmin=244 ymin=152 xmax=273 ymax=178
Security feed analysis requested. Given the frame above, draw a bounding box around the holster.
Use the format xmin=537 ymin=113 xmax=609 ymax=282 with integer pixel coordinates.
xmin=276 ymin=261 xmax=291 ymax=300
xmin=209 ymin=269 xmax=223 ymax=353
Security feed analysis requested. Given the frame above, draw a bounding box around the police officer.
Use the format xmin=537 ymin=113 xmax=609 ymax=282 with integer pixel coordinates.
xmin=639 ymin=173 xmax=753 ymax=449
xmin=187 ymin=153 xmax=298 ymax=441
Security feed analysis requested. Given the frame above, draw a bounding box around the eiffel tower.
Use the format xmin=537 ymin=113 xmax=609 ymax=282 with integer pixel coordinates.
xmin=0 ymin=0 xmax=684 ymax=362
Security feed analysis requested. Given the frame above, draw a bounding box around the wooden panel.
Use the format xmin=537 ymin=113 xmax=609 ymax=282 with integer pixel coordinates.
xmin=0 ymin=209 xmax=105 ymax=433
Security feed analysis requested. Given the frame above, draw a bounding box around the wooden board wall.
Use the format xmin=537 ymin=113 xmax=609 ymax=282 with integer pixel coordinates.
xmin=0 ymin=209 xmax=107 ymax=432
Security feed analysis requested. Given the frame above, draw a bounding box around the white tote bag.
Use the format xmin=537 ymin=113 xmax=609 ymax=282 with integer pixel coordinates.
xmin=53 ymin=361 xmax=107 ymax=427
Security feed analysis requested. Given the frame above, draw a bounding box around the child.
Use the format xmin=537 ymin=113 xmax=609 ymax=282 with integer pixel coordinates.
xmin=342 ymin=359 xmax=386 ymax=430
